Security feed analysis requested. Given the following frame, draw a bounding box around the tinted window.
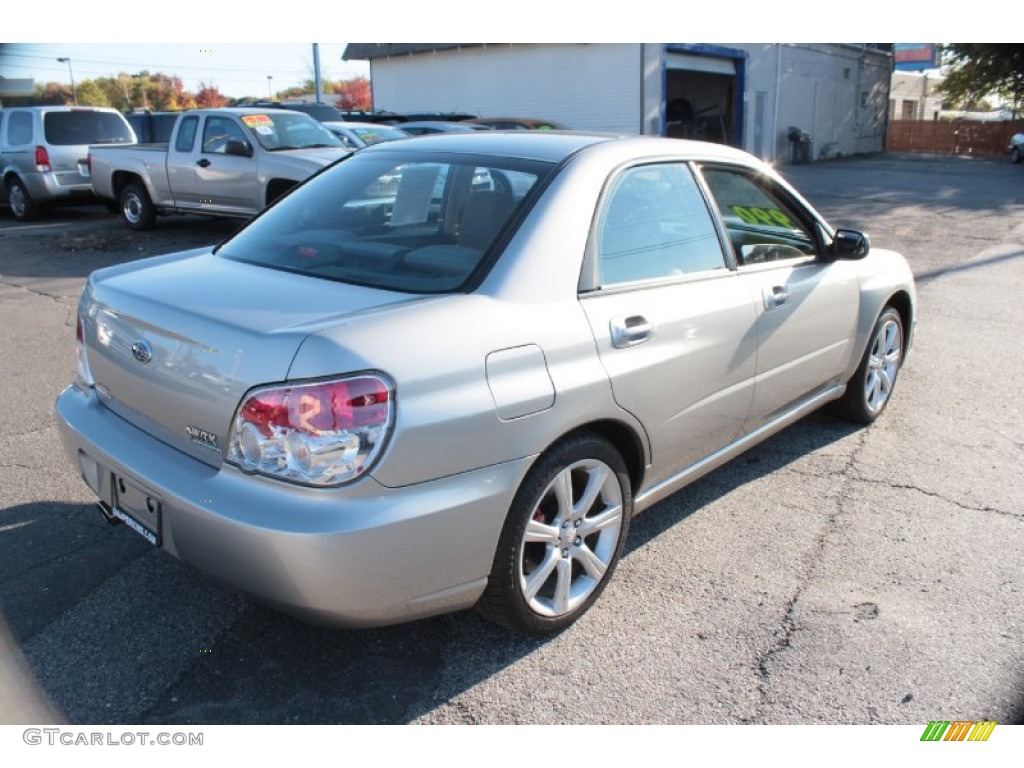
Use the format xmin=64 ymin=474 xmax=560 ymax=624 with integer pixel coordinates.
xmin=6 ymin=112 xmax=34 ymax=145
xmin=218 ymin=150 xmax=551 ymax=293
xmin=700 ymin=167 xmax=817 ymax=265
xmin=597 ymin=163 xmax=725 ymax=285
xmin=175 ymin=116 xmax=198 ymax=152
xmin=43 ymin=111 xmax=133 ymax=145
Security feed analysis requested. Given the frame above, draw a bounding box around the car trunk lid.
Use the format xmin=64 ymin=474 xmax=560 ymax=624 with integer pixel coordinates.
xmin=82 ymin=249 xmax=421 ymax=467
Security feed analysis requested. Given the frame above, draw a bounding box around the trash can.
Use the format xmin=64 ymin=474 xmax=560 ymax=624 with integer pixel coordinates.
xmin=787 ymin=126 xmax=812 ymax=164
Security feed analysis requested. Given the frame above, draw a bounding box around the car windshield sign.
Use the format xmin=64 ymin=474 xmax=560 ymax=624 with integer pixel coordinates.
xmin=218 ymin=150 xmax=552 ymax=294
xmin=240 ymin=112 xmax=344 ymax=151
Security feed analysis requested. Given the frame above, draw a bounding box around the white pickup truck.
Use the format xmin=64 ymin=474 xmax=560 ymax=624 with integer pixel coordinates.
xmin=89 ymin=107 xmax=351 ymax=229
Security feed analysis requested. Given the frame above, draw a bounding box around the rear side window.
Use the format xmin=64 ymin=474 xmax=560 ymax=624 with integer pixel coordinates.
xmin=597 ymin=163 xmax=726 ymax=286
xmin=175 ymin=116 xmax=199 ymax=152
xmin=43 ymin=111 xmax=134 ymax=146
xmin=6 ymin=112 xmax=33 ymax=145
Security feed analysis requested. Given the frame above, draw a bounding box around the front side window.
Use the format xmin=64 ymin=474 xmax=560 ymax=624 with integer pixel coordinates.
xmin=202 ymin=117 xmax=248 ymax=154
xmin=700 ymin=167 xmax=818 ymax=265
xmin=596 ymin=163 xmax=726 ymax=286
xmin=218 ymin=150 xmax=551 ymax=294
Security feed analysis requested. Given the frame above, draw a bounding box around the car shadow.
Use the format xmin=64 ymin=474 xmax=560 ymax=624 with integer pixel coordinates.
xmin=0 ymin=412 xmax=859 ymax=725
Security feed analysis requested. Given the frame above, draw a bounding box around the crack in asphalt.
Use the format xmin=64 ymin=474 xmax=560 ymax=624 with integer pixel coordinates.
xmin=751 ymin=431 xmax=868 ymax=720
xmin=0 ymin=279 xmax=67 ymax=303
xmin=783 ymin=466 xmax=1021 ymax=521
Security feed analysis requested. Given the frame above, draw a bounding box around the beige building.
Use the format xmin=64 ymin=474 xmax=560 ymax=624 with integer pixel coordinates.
xmin=889 ymin=71 xmax=944 ymax=121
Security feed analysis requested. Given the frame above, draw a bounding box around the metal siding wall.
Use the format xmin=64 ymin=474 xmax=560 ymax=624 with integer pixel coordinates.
xmin=370 ymin=44 xmax=642 ymax=133
xmin=733 ymin=44 xmax=890 ymax=162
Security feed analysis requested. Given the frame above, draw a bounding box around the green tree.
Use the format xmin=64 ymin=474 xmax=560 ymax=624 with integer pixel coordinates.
xmin=940 ymin=44 xmax=1024 ymax=116
xmin=75 ymin=80 xmax=111 ymax=108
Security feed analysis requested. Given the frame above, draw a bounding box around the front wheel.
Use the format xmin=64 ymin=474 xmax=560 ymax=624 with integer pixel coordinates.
xmin=1012 ymin=146 xmax=1022 ymax=164
xmin=830 ymin=306 xmax=904 ymax=424
xmin=120 ymin=182 xmax=156 ymax=230
xmin=478 ymin=432 xmax=632 ymax=635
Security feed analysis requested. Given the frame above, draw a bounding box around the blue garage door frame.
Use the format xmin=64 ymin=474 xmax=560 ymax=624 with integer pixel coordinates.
xmin=662 ymin=44 xmax=747 ymax=147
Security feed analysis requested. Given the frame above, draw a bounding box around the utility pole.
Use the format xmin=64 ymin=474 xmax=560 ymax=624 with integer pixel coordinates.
xmin=57 ymin=57 xmax=76 ymax=105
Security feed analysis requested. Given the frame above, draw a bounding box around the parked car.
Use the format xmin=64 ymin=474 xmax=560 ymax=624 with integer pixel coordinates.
xmin=321 ymin=121 xmax=410 ymax=150
xmin=1 ymin=105 xmax=136 ymax=221
xmin=1009 ymin=133 xmax=1023 ymax=163
xmin=398 ymin=120 xmax=492 ymax=136
xmin=89 ymin=108 xmax=350 ymax=230
xmin=466 ymin=117 xmax=570 ymax=130
xmin=234 ymin=101 xmax=345 ymax=123
xmin=56 ymin=132 xmax=916 ymax=635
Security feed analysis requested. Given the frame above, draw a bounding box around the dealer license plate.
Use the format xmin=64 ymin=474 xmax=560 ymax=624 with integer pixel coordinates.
xmin=111 ymin=473 xmax=161 ymax=546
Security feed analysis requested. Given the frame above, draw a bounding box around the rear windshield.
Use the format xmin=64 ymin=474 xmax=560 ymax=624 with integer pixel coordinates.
xmin=218 ymin=149 xmax=552 ymax=293
xmin=43 ymin=111 xmax=134 ymax=145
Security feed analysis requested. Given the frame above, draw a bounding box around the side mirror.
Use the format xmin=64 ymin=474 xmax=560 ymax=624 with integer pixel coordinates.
xmin=225 ymin=139 xmax=253 ymax=158
xmin=831 ymin=228 xmax=870 ymax=260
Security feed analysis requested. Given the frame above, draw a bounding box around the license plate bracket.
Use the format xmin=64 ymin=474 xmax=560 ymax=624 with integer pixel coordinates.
xmin=111 ymin=473 xmax=161 ymax=546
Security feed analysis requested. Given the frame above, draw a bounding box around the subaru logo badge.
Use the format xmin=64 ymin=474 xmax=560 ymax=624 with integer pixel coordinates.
xmin=131 ymin=340 xmax=153 ymax=364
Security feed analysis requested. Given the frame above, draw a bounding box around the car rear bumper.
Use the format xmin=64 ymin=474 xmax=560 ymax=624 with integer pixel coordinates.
xmin=55 ymin=385 xmax=528 ymax=627
xmin=21 ymin=171 xmax=94 ymax=202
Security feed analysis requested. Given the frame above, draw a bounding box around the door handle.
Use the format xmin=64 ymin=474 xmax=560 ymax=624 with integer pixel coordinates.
xmin=196 ymin=158 xmax=211 ymax=168
xmin=610 ymin=315 xmax=654 ymax=348
xmin=762 ymin=285 xmax=790 ymax=309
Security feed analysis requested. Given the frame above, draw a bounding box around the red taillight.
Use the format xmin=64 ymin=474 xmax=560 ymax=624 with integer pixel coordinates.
xmin=74 ymin=311 xmax=93 ymax=389
xmin=242 ymin=379 xmax=389 ymax=436
xmin=228 ymin=375 xmax=393 ymax=486
xmin=35 ymin=146 xmax=51 ymax=172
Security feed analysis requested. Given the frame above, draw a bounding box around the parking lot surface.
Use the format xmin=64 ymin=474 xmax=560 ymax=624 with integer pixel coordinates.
xmin=0 ymin=152 xmax=1021 ymax=724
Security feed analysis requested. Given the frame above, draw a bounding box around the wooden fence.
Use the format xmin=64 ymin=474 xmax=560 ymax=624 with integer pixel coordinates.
xmin=886 ymin=119 xmax=1024 ymax=157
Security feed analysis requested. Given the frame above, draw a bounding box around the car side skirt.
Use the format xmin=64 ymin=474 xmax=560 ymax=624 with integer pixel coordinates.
xmin=633 ymin=383 xmax=845 ymax=513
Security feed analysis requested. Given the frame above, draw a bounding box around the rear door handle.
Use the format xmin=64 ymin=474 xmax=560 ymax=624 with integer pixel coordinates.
xmin=762 ymin=285 xmax=790 ymax=309
xmin=610 ymin=315 xmax=654 ymax=348
xmin=196 ymin=158 xmax=211 ymax=168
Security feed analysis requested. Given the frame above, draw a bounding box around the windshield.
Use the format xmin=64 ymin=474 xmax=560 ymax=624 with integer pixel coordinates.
xmin=351 ymin=126 xmax=409 ymax=145
xmin=218 ymin=149 xmax=553 ymax=293
xmin=239 ymin=113 xmax=344 ymax=151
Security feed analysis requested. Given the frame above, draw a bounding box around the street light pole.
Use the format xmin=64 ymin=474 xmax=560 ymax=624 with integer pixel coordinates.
xmin=57 ymin=57 xmax=77 ymax=105
xmin=267 ymin=75 xmax=273 ymax=100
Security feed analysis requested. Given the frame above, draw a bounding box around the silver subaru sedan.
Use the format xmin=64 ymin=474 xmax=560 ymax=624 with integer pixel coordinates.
xmin=56 ymin=133 xmax=916 ymax=635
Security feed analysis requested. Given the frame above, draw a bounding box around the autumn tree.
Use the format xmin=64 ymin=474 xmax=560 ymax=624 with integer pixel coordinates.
xmin=194 ymin=82 xmax=229 ymax=108
xmin=940 ymin=44 xmax=1024 ymax=116
xmin=335 ymin=77 xmax=371 ymax=111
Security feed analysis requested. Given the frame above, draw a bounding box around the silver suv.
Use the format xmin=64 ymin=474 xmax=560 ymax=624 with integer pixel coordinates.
xmin=0 ymin=106 xmax=135 ymax=221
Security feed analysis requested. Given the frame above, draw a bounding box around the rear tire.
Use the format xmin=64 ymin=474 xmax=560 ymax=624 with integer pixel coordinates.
xmin=6 ymin=177 xmax=38 ymax=221
xmin=830 ymin=306 xmax=904 ymax=424
xmin=477 ymin=432 xmax=632 ymax=635
xmin=1012 ymin=146 xmax=1022 ymax=164
xmin=120 ymin=182 xmax=156 ymax=230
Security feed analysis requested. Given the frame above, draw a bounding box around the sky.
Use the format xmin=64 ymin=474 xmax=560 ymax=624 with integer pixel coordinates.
xmin=0 ymin=5 xmax=1011 ymax=102
xmin=0 ymin=43 xmax=370 ymax=99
